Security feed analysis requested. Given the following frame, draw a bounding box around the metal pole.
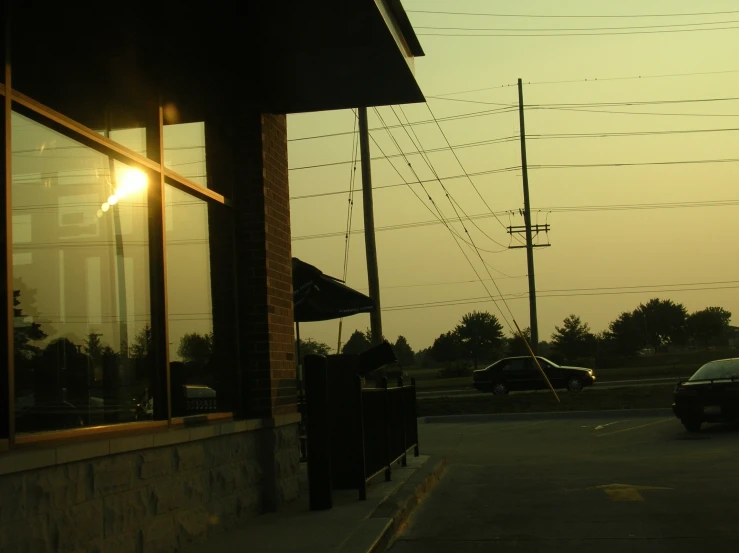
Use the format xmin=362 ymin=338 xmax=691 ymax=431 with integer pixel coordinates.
xmin=357 ymin=107 xmax=383 ymax=345
xmin=517 ymin=79 xmax=539 ymax=353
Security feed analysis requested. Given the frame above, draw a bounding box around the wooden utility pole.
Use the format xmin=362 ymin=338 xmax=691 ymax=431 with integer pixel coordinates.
xmin=357 ymin=107 xmax=383 ymax=345
xmin=517 ymin=78 xmax=539 ymax=353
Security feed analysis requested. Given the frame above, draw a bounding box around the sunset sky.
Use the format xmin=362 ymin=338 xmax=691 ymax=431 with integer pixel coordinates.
xmin=288 ymin=0 xmax=739 ymax=353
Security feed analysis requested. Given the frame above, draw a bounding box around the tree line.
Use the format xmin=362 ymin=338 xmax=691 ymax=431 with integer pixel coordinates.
xmin=297 ymin=297 xmax=734 ymax=370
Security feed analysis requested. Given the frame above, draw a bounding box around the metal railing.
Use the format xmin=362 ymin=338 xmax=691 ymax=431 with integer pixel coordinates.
xmin=355 ymin=376 xmax=419 ymax=500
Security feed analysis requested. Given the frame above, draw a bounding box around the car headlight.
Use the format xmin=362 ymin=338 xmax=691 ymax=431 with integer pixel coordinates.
xmin=587 ymin=369 xmax=594 ymax=375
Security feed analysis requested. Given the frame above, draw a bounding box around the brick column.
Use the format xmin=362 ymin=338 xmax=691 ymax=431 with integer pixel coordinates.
xmin=233 ymin=112 xmax=297 ymax=419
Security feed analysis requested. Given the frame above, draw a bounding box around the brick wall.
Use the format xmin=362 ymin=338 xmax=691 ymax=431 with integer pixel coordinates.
xmin=234 ymin=112 xmax=297 ymax=419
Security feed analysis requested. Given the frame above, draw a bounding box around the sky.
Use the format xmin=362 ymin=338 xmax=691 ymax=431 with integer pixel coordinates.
xmin=288 ymin=0 xmax=739 ymax=353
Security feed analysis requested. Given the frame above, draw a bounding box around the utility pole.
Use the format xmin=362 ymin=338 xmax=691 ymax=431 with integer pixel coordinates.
xmin=517 ymin=78 xmax=539 ymax=353
xmin=358 ymin=107 xmax=383 ymax=345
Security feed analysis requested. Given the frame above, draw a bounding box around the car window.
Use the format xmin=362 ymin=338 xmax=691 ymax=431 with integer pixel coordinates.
xmin=523 ymin=358 xmax=535 ymax=370
xmin=504 ymin=359 xmax=525 ymax=371
xmin=689 ymin=359 xmax=739 ymax=381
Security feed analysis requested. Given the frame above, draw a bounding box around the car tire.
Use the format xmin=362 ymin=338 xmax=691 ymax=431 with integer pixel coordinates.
xmin=492 ymin=383 xmax=509 ymax=396
xmin=567 ymin=377 xmax=584 ymax=392
xmin=682 ymin=420 xmax=702 ymax=433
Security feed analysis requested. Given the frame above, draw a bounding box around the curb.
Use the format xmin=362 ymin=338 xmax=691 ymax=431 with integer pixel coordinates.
xmin=342 ymin=456 xmax=447 ymax=553
xmin=419 ymin=408 xmax=674 ymax=424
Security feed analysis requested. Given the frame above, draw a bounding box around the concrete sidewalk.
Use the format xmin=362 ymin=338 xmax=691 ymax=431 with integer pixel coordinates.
xmin=183 ymin=455 xmax=446 ymax=553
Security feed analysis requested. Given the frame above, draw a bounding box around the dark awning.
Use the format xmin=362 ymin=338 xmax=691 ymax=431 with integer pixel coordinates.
xmin=293 ymin=258 xmax=375 ymax=323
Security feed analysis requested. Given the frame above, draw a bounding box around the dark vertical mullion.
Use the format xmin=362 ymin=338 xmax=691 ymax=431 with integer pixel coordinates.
xmin=204 ymin=120 xmax=241 ymax=415
xmin=146 ymin=104 xmax=170 ymax=423
xmin=0 ymin=4 xmax=13 ymax=444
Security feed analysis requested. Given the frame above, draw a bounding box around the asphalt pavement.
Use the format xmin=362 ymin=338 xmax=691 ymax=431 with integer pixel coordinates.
xmin=417 ymin=377 xmax=681 ymax=400
xmin=389 ymin=414 xmax=739 ymax=552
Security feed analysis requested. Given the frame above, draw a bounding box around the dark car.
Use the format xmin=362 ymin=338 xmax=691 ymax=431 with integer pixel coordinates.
xmin=672 ymin=358 xmax=739 ymax=432
xmin=472 ymin=356 xmax=596 ymax=395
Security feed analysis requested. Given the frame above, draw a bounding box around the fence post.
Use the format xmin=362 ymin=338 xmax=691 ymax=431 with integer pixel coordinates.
xmin=304 ymin=355 xmax=332 ymax=510
xmin=411 ymin=376 xmax=419 ymax=457
xmin=383 ymin=377 xmax=391 ymax=482
xmin=356 ymin=374 xmax=367 ymax=501
xmin=398 ymin=376 xmax=407 ymax=467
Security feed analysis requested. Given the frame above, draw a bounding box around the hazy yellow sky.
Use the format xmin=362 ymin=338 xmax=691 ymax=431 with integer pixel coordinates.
xmin=288 ymin=0 xmax=739 ymax=352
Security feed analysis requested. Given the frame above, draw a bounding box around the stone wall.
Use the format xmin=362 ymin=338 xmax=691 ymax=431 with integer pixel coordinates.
xmin=0 ymin=423 xmax=300 ymax=553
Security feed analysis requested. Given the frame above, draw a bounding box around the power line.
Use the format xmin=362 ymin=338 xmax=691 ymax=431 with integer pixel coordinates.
xmin=416 ymin=19 xmax=739 ymax=32
xmin=429 ymin=69 xmax=739 ymax=97
xmin=287 ymin=106 xmax=517 ymax=142
xmin=531 ymin=127 xmax=739 ymax=140
xmin=373 ymin=107 xmax=520 ymax=329
xmin=291 ymin=199 xmax=739 ymax=240
xmin=407 ymin=9 xmax=739 ymax=18
xmin=364 ymin=109 xmax=510 ymax=256
xmin=537 ymin=106 xmax=739 ymax=117
xmin=427 ymin=94 xmax=739 ymax=108
xmin=289 ymin=124 xmax=739 ymax=172
xmin=371 ymin=106 xmax=515 ymax=293
xmin=289 ymin=134 xmax=519 ymax=171
xmin=384 ymin=285 xmax=739 ymax=312
xmin=391 ymin=104 xmax=513 ymax=249
xmin=530 ymin=158 xmax=739 ymax=170
xmin=417 ymin=102 xmax=524 ymax=245
xmin=381 ymin=278 xmax=739 ymax=293
xmin=416 ymin=25 xmax=739 ymax=37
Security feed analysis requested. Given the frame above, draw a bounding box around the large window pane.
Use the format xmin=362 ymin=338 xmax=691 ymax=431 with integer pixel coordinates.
xmin=165 ymin=185 xmax=233 ymax=415
xmin=164 ymin=123 xmax=207 ymax=187
xmin=12 ymin=112 xmax=153 ymax=433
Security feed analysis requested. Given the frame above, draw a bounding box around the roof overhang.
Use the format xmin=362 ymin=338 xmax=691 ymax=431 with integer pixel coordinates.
xmin=258 ymin=0 xmax=426 ymax=113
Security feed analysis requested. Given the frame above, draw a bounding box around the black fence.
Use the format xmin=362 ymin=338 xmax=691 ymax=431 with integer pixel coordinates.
xmin=355 ymin=377 xmax=419 ymax=499
xmin=303 ymin=354 xmax=420 ymax=509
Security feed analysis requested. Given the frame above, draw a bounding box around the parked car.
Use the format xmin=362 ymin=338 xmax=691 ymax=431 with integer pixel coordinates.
xmin=672 ymin=358 xmax=739 ymax=432
xmin=472 ymin=356 xmax=596 ymax=395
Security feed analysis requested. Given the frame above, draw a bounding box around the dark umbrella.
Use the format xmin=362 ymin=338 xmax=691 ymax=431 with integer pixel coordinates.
xmin=293 ymin=258 xmax=375 ymax=323
xmin=292 ymin=258 xmax=375 ymax=367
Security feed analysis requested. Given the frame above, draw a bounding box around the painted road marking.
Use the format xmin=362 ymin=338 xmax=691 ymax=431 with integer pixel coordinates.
xmin=596 ymin=418 xmax=672 ymax=437
xmin=594 ymin=421 xmax=629 ymax=430
xmin=587 ymin=483 xmax=671 ymax=502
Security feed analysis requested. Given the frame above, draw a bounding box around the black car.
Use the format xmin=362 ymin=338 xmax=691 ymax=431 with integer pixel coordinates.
xmin=472 ymin=356 xmax=596 ymax=395
xmin=672 ymin=358 xmax=739 ymax=432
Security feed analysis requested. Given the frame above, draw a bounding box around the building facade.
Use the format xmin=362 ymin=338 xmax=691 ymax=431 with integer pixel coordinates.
xmin=0 ymin=1 xmax=424 ymax=551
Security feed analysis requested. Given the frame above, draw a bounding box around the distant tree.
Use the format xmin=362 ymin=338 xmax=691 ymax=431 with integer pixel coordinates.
xmin=687 ymin=307 xmax=731 ymax=350
xmin=84 ymin=332 xmax=104 ymax=362
xmin=455 ymin=311 xmax=504 ymax=369
xmin=551 ymin=314 xmax=594 ymax=362
xmin=607 ymin=311 xmax=645 ymax=356
xmin=178 ymin=332 xmax=213 ymax=365
xmin=297 ymin=338 xmax=332 ymax=358
xmin=506 ymin=327 xmax=531 ymax=357
xmin=130 ymin=324 xmax=154 ymax=360
xmin=637 ymin=298 xmax=688 ymax=350
xmin=430 ymin=331 xmax=464 ymax=368
xmin=342 ymin=330 xmax=372 ymax=355
xmin=13 ymin=287 xmax=48 ymax=360
xmin=393 ymin=336 xmax=415 ymax=368
xmin=414 ymin=347 xmax=434 ymax=368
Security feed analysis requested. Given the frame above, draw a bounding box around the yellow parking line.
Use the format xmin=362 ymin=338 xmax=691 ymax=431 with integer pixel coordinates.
xmin=596 ymin=418 xmax=672 ymax=437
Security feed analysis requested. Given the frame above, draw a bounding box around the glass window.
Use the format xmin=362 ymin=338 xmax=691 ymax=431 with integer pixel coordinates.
xmin=165 ymin=185 xmax=232 ymax=416
xmin=690 ymin=359 xmax=739 ymax=381
xmin=164 ymin=123 xmax=207 ymax=188
xmin=504 ymin=359 xmax=525 ymax=372
xmin=11 ymin=111 xmax=154 ymax=434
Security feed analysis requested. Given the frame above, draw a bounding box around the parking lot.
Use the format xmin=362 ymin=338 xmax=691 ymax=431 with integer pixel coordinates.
xmin=390 ymin=414 xmax=739 ymax=552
